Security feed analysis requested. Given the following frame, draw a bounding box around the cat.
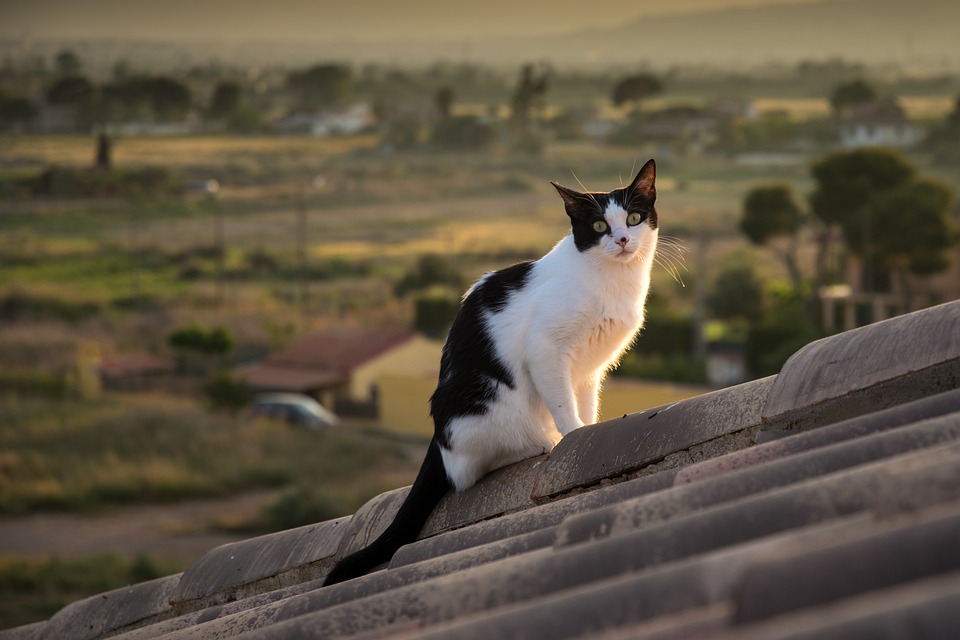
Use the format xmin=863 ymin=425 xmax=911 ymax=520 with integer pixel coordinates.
xmin=323 ymin=159 xmax=659 ymax=586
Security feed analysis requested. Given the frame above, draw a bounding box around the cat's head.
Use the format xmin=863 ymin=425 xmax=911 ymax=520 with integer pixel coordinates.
xmin=551 ymin=159 xmax=658 ymax=263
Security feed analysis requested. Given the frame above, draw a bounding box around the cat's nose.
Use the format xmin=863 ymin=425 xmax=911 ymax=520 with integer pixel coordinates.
xmin=616 ymin=236 xmax=628 ymax=247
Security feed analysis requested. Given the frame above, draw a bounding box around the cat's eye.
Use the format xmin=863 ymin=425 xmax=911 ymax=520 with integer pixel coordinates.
xmin=592 ymin=220 xmax=608 ymax=233
xmin=626 ymin=212 xmax=644 ymax=226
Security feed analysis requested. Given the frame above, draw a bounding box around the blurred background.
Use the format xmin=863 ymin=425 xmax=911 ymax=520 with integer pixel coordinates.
xmin=1 ymin=0 xmax=958 ymax=628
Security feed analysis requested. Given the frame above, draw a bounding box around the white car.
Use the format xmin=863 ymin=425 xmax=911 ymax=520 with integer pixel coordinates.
xmin=250 ymin=393 xmax=339 ymax=429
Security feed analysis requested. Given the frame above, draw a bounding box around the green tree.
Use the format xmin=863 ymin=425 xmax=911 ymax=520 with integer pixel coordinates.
xmin=612 ymin=73 xmax=663 ymax=110
xmin=868 ymin=178 xmax=956 ymax=307
xmin=55 ymin=49 xmax=82 ymax=76
xmin=740 ymin=184 xmax=806 ymax=296
xmin=829 ymin=78 xmax=877 ymax=115
xmin=46 ymin=76 xmax=95 ymax=109
xmin=810 ymin=148 xmax=915 ymax=253
xmin=510 ymin=63 xmax=549 ymax=132
xmin=149 ymin=77 xmax=191 ymax=122
xmin=810 ymin=148 xmax=956 ymax=300
xmin=0 ymin=91 xmax=38 ymax=130
xmin=45 ymin=76 xmax=97 ymax=129
xmin=286 ymin=64 xmax=352 ymax=111
xmin=168 ymin=324 xmax=235 ymax=373
xmin=208 ymin=81 xmax=241 ymax=120
xmin=708 ymin=264 xmax=765 ymax=322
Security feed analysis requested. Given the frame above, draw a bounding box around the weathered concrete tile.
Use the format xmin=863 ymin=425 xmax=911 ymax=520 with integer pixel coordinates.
xmin=763 ymin=300 xmax=960 ymax=430
xmin=531 ymin=376 xmax=776 ymax=500
xmin=0 ymin=621 xmax=45 ymax=640
xmin=556 ymin=423 xmax=960 ymax=547
xmin=392 ymin=470 xmax=675 ymax=568
xmin=674 ymin=389 xmax=960 ymax=486
xmin=38 ymin=574 xmax=180 ymax=640
xmin=171 ymin=517 xmax=349 ymax=608
xmin=734 ymin=507 xmax=960 ymax=624
xmin=724 ymin=571 xmax=960 ymax=640
xmin=333 ymin=454 xmax=548 ymax=562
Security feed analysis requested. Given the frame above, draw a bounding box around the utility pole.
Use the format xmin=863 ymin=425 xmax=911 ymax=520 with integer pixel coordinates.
xmin=297 ymin=187 xmax=308 ymax=319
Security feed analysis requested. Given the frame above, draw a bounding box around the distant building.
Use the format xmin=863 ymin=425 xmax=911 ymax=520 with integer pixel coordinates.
xmin=234 ymin=327 xmax=441 ymax=418
xmin=838 ymin=98 xmax=924 ymax=149
xmin=276 ymin=103 xmax=375 ymax=137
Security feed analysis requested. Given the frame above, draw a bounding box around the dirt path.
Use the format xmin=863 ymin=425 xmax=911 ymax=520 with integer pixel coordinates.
xmin=0 ymin=491 xmax=282 ymax=564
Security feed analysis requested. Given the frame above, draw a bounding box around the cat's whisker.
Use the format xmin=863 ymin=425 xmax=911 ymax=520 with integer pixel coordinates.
xmin=652 ymin=235 xmax=689 ymax=286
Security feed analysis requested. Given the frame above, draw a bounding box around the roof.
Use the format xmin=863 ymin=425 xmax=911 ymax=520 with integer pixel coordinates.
xmin=232 ymin=364 xmax=343 ymax=394
xmin=4 ymin=300 xmax=960 ymax=640
xmin=97 ymin=354 xmax=173 ymax=379
xmin=235 ymin=327 xmax=415 ymax=392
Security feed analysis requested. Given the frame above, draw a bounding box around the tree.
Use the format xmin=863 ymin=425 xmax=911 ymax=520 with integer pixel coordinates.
xmin=868 ymin=178 xmax=956 ymax=307
xmin=740 ymin=185 xmax=807 ymax=298
xmin=286 ymin=64 xmax=352 ymax=111
xmin=948 ymin=94 xmax=960 ymax=129
xmin=434 ymin=85 xmax=454 ymax=120
xmin=829 ymin=79 xmax=877 ymax=115
xmin=612 ymin=73 xmax=663 ymax=110
xmin=45 ymin=76 xmax=97 ymax=129
xmin=208 ymin=81 xmax=241 ymax=120
xmin=708 ymin=264 xmax=765 ymax=322
xmin=55 ymin=49 xmax=82 ymax=76
xmin=46 ymin=76 xmax=95 ymax=108
xmin=149 ymin=77 xmax=191 ymax=122
xmin=810 ymin=148 xmax=915 ymax=251
xmin=0 ymin=91 xmax=38 ymax=130
xmin=510 ymin=63 xmax=549 ymax=132
xmin=811 ymin=148 xmax=956 ymax=301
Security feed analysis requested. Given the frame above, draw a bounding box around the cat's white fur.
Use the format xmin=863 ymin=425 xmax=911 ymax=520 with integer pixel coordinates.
xmin=440 ymin=199 xmax=658 ymax=491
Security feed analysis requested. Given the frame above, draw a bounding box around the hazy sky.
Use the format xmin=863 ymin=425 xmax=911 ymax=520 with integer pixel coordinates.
xmin=1 ymin=0 xmax=838 ymax=42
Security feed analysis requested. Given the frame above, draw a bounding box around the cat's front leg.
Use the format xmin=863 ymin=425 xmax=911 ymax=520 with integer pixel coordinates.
xmin=529 ymin=361 xmax=584 ymax=437
xmin=575 ymin=375 xmax=601 ymax=426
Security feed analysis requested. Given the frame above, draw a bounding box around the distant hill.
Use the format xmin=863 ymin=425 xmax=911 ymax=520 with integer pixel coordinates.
xmin=3 ymin=0 xmax=958 ymax=71
xmin=485 ymin=0 xmax=960 ymax=69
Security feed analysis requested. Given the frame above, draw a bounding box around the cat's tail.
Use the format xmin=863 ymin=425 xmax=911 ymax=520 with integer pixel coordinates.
xmin=322 ymin=437 xmax=452 ymax=586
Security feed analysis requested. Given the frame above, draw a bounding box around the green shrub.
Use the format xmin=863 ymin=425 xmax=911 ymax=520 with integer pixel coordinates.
xmin=413 ymin=291 xmax=460 ymax=338
xmin=203 ymin=373 xmax=253 ymax=413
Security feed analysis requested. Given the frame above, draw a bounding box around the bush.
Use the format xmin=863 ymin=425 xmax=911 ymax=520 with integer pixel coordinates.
xmin=0 ymin=289 xmax=103 ymax=323
xmin=414 ymin=291 xmax=460 ymax=338
xmin=168 ymin=324 xmax=234 ymax=356
xmin=616 ymin=352 xmax=706 ymax=385
xmin=203 ymin=372 xmax=253 ymax=413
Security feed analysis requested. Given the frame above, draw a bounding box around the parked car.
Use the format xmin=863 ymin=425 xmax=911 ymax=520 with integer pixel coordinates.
xmin=250 ymin=393 xmax=339 ymax=429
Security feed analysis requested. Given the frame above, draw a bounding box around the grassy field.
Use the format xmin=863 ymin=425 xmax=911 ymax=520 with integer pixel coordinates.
xmin=0 ymin=391 xmax=425 ymax=519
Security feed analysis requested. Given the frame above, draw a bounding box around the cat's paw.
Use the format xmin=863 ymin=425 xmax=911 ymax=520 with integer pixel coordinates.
xmin=557 ymin=418 xmax=586 ymax=437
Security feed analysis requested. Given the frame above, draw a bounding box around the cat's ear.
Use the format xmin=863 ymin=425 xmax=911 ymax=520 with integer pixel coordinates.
xmin=551 ymin=181 xmax=592 ymax=219
xmin=627 ymin=159 xmax=656 ymax=206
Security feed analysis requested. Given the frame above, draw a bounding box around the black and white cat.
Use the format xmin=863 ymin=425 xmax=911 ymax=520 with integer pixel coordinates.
xmin=323 ymin=159 xmax=659 ymax=585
